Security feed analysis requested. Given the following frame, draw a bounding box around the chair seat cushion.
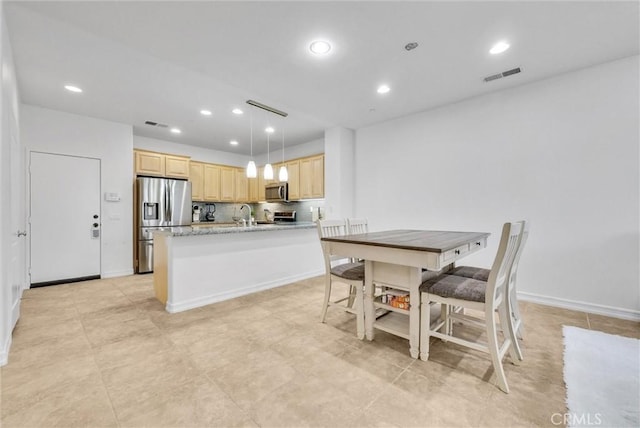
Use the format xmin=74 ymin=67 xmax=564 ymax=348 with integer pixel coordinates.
xmin=331 ymin=262 xmax=364 ymax=281
xmin=421 ymin=274 xmax=486 ymax=303
xmin=449 ymin=266 xmax=490 ymax=282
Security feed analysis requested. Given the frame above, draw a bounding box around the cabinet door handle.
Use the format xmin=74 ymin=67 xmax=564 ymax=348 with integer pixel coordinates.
xmin=476 ymin=241 xmax=482 ymax=246
xmin=454 ymin=249 xmax=460 ymax=255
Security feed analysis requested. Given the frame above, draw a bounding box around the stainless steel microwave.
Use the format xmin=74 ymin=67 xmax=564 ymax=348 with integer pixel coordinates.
xmin=265 ymin=182 xmax=288 ymax=202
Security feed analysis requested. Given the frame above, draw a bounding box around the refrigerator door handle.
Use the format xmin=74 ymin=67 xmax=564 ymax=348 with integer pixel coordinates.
xmin=167 ymin=186 xmax=172 ymax=222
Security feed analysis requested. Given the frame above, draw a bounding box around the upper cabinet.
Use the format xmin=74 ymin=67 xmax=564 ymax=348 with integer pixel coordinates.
xmin=135 ymin=150 xmax=165 ymax=177
xmin=189 ymin=161 xmax=205 ymax=201
xmin=203 ymin=164 xmax=221 ymax=201
xmin=234 ymin=168 xmax=249 ymax=202
xmin=134 ymin=150 xmax=190 ymax=179
xmin=136 ymin=149 xmax=323 ymax=202
xmin=219 ymin=166 xmax=235 ymax=202
xmin=165 ymin=155 xmax=190 ymax=179
xmin=299 ymin=154 xmax=324 ymax=199
xmin=285 ymin=159 xmax=300 ymax=200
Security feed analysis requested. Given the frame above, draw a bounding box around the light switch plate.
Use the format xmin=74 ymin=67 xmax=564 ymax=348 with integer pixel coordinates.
xmin=105 ymin=192 xmax=121 ymax=202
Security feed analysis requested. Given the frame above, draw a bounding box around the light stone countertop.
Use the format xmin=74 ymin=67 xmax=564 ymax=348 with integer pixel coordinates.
xmin=158 ymin=222 xmax=317 ymax=237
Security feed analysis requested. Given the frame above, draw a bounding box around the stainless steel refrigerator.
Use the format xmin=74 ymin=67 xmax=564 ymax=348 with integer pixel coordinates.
xmin=136 ymin=177 xmax=192 ymax=273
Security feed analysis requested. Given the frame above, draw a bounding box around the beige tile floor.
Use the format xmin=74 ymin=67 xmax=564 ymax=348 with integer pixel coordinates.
xmin=1 ymin=275 xmax=639 ymax=427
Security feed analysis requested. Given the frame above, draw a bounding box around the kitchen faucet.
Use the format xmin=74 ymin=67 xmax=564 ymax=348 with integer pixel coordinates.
xmin=239 ymin=204 xmax=252 ymax=227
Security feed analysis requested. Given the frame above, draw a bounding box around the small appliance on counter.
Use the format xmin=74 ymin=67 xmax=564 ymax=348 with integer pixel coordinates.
xmin=192 ymin=205 xmax=201 ymax=222
xmin=273 ymin=210 xmax=296 ymax=224
xmin=205 ymin=203 xmax=216 ymax=222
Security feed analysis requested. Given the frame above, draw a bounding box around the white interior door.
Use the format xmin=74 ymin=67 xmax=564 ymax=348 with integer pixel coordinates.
xmin=9 ymin=109 xmax=25 ymax=327
xmin=30 ymin=152 xmax=101 ymax=286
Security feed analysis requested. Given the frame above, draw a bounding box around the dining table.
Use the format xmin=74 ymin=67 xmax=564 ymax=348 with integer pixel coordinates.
xmin=320 ymin=229 xmax=490 ymax=359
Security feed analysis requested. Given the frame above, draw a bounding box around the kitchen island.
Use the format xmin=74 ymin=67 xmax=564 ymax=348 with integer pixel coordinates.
xmin=153 ymin=222 xmax=324 ymax=312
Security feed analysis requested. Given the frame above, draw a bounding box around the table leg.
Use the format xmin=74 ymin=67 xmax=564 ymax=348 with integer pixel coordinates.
xmin=364 ymin=260 xmax=375 ymax=341
xmin=355 ymin=281 xmax=364 ymax=340
xmin=409 ymin=267 xmax=421 ymax=359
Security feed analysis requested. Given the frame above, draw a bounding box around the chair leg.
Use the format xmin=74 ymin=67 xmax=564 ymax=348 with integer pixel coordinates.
xmin=500 ymin=302 xmax=522 ymax=363
xmin=419 ymin=296 xmax=431 ymax=361
xmin=487 ymin=309 xmax=509 ymax=393
xmin=347 ymin=285 xmax=357 ymax=309
xmin=510 ymin=292 xmax=525 ymax=340
xmin=320 ymin=275 xmax=332 ymax=323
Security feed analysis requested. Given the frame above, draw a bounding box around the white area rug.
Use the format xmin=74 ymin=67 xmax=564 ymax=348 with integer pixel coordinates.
xmin=563 ymin=326 xmax=640 ymax=427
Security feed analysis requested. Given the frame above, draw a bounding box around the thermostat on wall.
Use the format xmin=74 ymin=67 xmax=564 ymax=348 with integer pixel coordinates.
xmin=104 ymin=192 xmax=121 ymax=202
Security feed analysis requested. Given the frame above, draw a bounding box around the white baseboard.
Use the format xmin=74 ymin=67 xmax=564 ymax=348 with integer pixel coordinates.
xmin=101 ymin=269 xmax=134 ymax=279
xmin=166 ymin=269 xmax=324 ymax=313
xmin=518 ymin=291 xmax=640 ymax=321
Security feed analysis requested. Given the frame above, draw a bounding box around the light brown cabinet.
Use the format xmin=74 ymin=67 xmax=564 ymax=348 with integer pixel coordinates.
xmin=284 ymin=160 xmax=300 ymax=200
xmin=134 ymin=150 xmax=323 ymax=202
xmin=234 ymin=168 xmax=249 ymax=202
xmin=300 ymin=154 xmax=324 ymax=199
xmin=134 ymin=150 xmax=190 ymax=179
xmin=165 ymin=155 xmax=190 ymax=179
xmin=220 ymin=166 xmax=235 ymax=202
xmin=203 ymin=164 xmax=221 ymax=201
xmin=189 ymin=161 xmax=205 ymax=201
xmin=135 ymin=150 xmax=165 ymax=177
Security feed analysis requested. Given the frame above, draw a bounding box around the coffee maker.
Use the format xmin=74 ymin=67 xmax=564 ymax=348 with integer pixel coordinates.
xmin=192 ymin=205 xmax=201 ymax=223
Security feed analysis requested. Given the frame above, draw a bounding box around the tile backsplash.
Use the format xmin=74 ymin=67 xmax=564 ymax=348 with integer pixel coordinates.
xmin=191 ymin=200 xmax=325 ymax=223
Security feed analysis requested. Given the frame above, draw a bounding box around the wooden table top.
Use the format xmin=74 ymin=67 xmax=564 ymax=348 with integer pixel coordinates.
xmin=321 ymin=230 xmax=490 ymax=253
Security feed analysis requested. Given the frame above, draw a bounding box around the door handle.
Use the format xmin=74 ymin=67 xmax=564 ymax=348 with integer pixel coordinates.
xmin=16 ymin=230 xmax=27 ymax=237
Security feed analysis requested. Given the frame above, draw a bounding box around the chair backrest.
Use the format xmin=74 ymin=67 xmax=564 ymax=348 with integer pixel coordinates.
xmin=485 ymin=222 xmax=523 ymax=311
xmin=317 ymin=219 xmax=349 ymax=270
xmin=347 ymin=218 xmax=368 ymax=235
xmin=507 ymin=220 xmax=530 ymax=296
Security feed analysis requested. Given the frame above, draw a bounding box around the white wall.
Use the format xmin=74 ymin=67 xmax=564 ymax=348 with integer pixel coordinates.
xmin=354 ymin=56 xmax=639 ymax=319
xmin=0 ymin=5 xmax=21 ymax=365
xmin=21 ymin=105 xmax=134 ymax=278
xmin=324 ymin=128 xmax=355 ymax=219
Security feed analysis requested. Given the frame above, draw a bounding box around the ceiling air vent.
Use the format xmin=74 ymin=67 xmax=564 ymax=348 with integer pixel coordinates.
xmin=144 ymin=120 xmax=169 ymax=128
xmin=483 ymin=67 xmax=521 ymax=83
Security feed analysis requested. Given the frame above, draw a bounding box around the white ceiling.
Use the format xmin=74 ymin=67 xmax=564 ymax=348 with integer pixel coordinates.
xmin=5 ymin=1 xmax=639 ymax=155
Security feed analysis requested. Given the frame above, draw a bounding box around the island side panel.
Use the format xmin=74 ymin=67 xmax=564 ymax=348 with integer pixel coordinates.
xmin=153 ymin=232 xmax=169 ymax=304
xmin=165 ymin=227 xmax=324 ymax=312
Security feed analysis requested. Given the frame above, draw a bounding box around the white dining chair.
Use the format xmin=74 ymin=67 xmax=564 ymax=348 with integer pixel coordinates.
xmin=317 ymin=219 xmax=365 ymax=339
xmin=448 ymin=220 xmax=530 ymax=357
xmin=419 ymin=222 xmax=522 ymax=393
xmin=346 ymin=218 xmax=368 ymax=235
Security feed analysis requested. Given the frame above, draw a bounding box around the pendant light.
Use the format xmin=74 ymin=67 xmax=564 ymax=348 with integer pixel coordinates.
xmin=264 ymin=130 xmax=274 ymax=180
xmin=278 ymin=123 xmax=288 ymax=182
xmin=246 ymin=107 xmax=257 ymax=178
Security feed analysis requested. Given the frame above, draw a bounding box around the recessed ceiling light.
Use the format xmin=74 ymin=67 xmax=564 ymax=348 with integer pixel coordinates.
xmin=64 ymin=85 xmax=82 ymax=93
xmin=309 ymin=40 xmax=332 ymax=55
xmin=377 ymin=85 xmax=390 ymax=94
xmin=265 ymin=127 xmax=275 ymax=133
xmin=232 ymin=108 xmax=243 ymax=115
xmin=230 ymin=140 xmax=239 ymax=146
xmin=489 ymin=41 xmax=510 ymax=55
xmin=170 ymin=128 xmax=181 ymax=134
xmin=200 ymin=109 xmax=212 ymax=116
